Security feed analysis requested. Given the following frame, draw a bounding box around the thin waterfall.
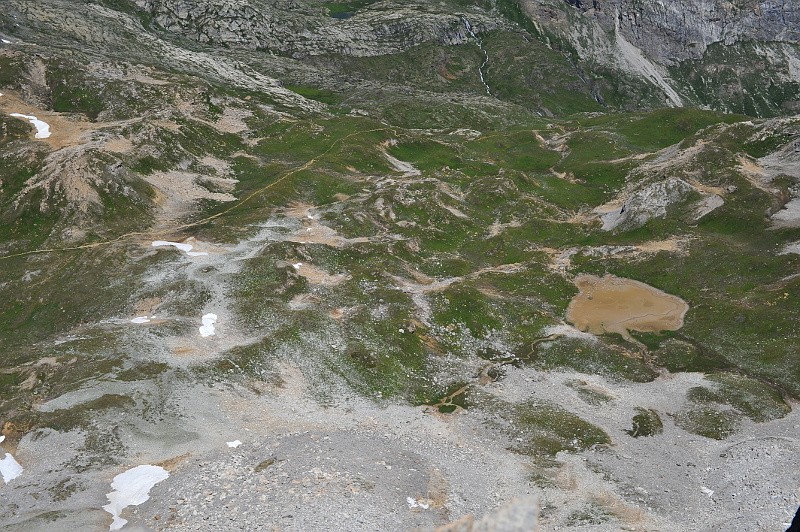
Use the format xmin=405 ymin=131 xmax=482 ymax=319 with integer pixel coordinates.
xmin=463 ymin=18 xmax=491 ymax=95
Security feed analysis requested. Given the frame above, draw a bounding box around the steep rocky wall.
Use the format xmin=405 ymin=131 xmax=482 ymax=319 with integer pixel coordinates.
xmin=526 ymin=0 xmax=800 ymax=65
xmin=601 ymin=0 xmax=799 ymax=66
xmin=520 ymin=0 xmax=800 ymax=114
xmin=135 ymin=0 xmax=505 ymax=57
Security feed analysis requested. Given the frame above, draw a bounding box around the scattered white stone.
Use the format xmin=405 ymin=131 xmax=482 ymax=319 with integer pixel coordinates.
xmin=407 ymin=497 xmax=429 ymax=510
xmin=701 ymin=486 xmax=714 ymax=498
xmin=383 ymin=150 xmax=421 ymax=177
xmin=0 ymin=435 xmax=24 ymax=484
xmin=690 ymin=194 xmax=725 ymax=221
xmin=199 ymin=313 xmax=218 ymax=337
xmin=9 ymin=113 xmax=51 ymax=139
xmin=103 ymin=465 xmax=169 ymax=531
xmin=130 ymin=316 xmax=151 ymax=324
xmin=226 ymin=440 xmax=242 ymax=448
xmin=542 ymin=324 xmax=598 ymax=343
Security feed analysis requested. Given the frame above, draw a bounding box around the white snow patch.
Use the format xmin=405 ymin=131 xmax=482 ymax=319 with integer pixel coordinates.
xmin=151 ymin=240 xmax=208 ymax=257
xmin=407 ymin=497 xmax=430 ymax=510
xmin=199 ymin=313 xmax=218 ymax=337
xmin=780 ymin=241 xmax=800 ymax=255
xmin=1 ymin=39 xmax=10 ymax=44
xmin=543 ymin=324 xmax=598 ymax=343
xmin=9 ymin=113 xmax=52 ymax=139
xmin=130 ymin=316 xmax=151 ymax=324
xmin=226 ymin=440 xmax=242 ymax=448
xmin=0 ymin=453 xmax=23 ymax=484
xmin=772 ymin=198 xmax=800 ymax=227
xmin=701 ymin=486 xmax=714 ymax=498
xmin=613 ymin=13 xmax=682 ymax=107
xmin=152 ymin=240 xmax=192 ymax=252
xmin=0 ymin=435 xmax=24 ymax=484
xmin=292 ymin=262 xmax=303 ymax=270
xmin=151 ymin=240 xmax=209 ymax=257
xmin=103 ymin=465 xmax=169 ymax=531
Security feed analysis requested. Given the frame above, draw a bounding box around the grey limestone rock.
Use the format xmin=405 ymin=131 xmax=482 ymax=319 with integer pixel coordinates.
xmin=135 ymin=0 xmax=505 ymax=57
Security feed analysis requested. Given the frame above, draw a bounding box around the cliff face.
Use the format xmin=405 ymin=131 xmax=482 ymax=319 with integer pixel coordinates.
xmin=134 ymin=0 xmax=504 ymax=58
xmin=131 ymin=0 xmax=800 ymax=115
xmin=521 ymin=0 xmax=800 ymax=114
xmin=544 ymin=0 xmax=800 ymax=64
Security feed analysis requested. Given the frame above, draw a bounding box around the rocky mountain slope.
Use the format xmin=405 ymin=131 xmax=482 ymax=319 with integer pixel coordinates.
xmin=1 ymin=1 xmax=799 ymax=531
xmin=522 ymin=0 xmax=800 ymax=114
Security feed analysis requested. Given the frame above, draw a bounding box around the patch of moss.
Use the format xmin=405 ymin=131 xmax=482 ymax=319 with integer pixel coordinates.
xmin=567 ymin=503 xmax=613 ymax=526
xmin=688 ymin=373 xmax=790 ymax=423
xmin=625 ymin=407 xmax=663 ymax=438
xmin=566 ymin=379 xmax=614 ymax=405
xmin=509 ymin=400 xmax=611 ymax=457
xmin=673 ymin=405 xmax=740 ymax=440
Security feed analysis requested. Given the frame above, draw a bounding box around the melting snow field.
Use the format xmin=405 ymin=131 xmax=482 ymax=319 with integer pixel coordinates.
xmin=103 ymin=465 xmax=169 ymax=531
xmin=226 ymin=440 xmax=242 ymax=448
xmin=151 ymin=240 xmax=209 ymax=257
xmin=0 ymin=436 xmax=23 ymax=484
xmin=780 ymin=241 xmax=800 ymax=255
xmin=406 ymin=496 xmax=430 ymax=510
xmin=130 ymin=316 xmax=152 ymax=324
xmin=9 ymin=113 xmax=52 ymax=139
xmin=199 ymin=313 xmax=218 ymax=337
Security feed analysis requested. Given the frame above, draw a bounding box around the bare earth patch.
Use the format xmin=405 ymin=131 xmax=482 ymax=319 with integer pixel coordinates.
xmin=567 ymin=274 xmax=689 ymax=341
xmin=0 ymin=91 xmax=136 ymax=150
xmin=281 ymin=202 xmax=372 ymax=248
xmin=292 ymin=263 xmax=350 ymax=286
xmin=144 ymin=170 xmax=237 ymax=225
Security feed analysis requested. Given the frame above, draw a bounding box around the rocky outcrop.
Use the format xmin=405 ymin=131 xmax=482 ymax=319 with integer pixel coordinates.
xmin=132 ymin=0 xmax=800 ymax=114
xmin=596 ymin=178 xmax=695 ymax=231
xmin=527 ymin=0 xmax=800 ymax=65
xmin=135 ymin=0 xmax=505 ymax=57
xmin=519 ymin=0 xmax=800 ymax=115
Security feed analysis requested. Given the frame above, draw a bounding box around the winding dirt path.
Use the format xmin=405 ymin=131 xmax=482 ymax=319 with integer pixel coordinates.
xmin=0 ymin=127 xmax=396 ymax=261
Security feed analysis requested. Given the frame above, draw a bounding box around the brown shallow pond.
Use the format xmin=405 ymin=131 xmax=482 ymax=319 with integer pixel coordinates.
xmin=566 ymin=274 xmax=689 ymax=340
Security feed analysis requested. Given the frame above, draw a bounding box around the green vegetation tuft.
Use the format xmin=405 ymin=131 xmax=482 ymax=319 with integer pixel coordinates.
xmin=625 ymin=407 xmax=664 ymax=438
xmin=509 ymin=400 xmax=611 ymax=458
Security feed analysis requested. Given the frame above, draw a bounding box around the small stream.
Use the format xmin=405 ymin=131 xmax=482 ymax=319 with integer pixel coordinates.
xmin=463 ymin=19 xmax=491 ymax=95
